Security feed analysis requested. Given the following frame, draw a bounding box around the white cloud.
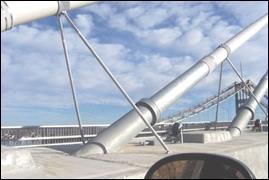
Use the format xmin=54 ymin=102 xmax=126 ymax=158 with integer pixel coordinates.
xmin=126 ymin=6 xmax=145 ymax=19
xmin=215 ymin=1 xmax=268 ymax=25
xmin=83 ymin=3 xmax=115 ymax=19
xmin=74 ymin=14 xmax=94 ymax=35
xmin=181 ymin=29 xmax=203 ymax=46
xmin=1 ymin=1 xmax=268 ymax=124
xmin=139 ymin=28 xmax=182 ymax=47
xmin=134 ymin=8 xmax=170 ymax=29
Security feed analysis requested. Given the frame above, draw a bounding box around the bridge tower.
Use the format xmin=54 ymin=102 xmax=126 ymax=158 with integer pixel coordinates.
xmin=235 ymin=81 xmax=251 ymax=113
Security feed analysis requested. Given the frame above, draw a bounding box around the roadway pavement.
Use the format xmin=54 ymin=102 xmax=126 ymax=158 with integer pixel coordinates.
xmin=1 ymin=131 xmax=268 ymax=179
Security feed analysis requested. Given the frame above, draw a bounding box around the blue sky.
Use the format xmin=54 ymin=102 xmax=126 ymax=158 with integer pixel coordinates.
xmin=1 ymin=1 xmax=268 ymax=126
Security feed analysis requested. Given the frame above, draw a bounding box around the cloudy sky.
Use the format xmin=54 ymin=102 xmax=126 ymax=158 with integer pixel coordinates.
xmin=1 ymin=1 xmax=268 ymax=126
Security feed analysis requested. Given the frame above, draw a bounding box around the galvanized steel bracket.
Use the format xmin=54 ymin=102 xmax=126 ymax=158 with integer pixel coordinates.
xmin=57 ymin=1 xmax=71 ymax=15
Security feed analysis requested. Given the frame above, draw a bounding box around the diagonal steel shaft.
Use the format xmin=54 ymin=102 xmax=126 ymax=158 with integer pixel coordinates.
xmin=226 ymin=58 xmax=268 ymax=118
xmin=58 ymin=14 xmax=85 ymax=144
xmin=61 ymin=12 xmax=170 ymax=153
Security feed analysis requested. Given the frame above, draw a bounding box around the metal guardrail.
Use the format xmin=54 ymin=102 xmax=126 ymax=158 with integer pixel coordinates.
xmin=1 ymin=122 xmax=230 ymax=147
xmin=1 ymin=124 xmax=108 ymax=147
xmin=1 ymin=122 xmax=267 ymax=148
xmin=2 ymin=121 xmax=267 ymax=148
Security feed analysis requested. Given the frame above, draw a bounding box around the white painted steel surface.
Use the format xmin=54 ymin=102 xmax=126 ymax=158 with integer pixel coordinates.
xmin=1 ymin=1 xmax=96 ymax=32
xmin=229 ymin=72 xmax=268 ymax=137
xmin=75 ymin=14 xmax=268 ymax=156
xmin=1 ymin=1 xmax=267 ymax=156
xmin=151 ymin=14 xmax=268 ymax=112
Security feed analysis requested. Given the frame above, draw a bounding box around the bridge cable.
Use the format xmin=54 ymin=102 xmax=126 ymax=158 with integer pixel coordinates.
xmin=59 ymin=11 xmax=171 ymax=153
xmin=162 ymin=81 xmax=247 ymax=124
xmin=214 ymin=62 xmax=224 ymax=130
xmin=57 ymin=14 xmax=86 ymax=145
xmin=225 ymin=57 xmax=268 ymax=120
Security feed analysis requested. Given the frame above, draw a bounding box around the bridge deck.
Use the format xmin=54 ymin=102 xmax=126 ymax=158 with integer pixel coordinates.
xmin=1 ymin=131 xmax=268 ymax=179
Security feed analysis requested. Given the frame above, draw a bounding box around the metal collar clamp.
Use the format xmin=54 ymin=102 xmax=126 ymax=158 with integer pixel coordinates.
xmin=1 ymin=1 xmax=14 ymax=31
xmin=136 ymin=98 xmax=161 ymax=125
xmin=219 ymin=43 xmax=231 ymax=59
xmin=57 ymin=1 xmax=71 ymax=15
xmin=201 ymin=43 xmax=231 ymax=74
xmin=201 ymin=55 xmax=216 ymax=74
